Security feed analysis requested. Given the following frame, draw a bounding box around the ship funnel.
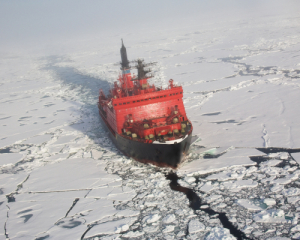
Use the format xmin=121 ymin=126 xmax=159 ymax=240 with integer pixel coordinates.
xmin=120 ymin=39 xmax=129 ymax=69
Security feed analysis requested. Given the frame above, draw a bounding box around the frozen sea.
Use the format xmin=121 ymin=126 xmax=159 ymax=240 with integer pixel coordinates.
xmin=1 ymin=1 xmax=300 ymax=239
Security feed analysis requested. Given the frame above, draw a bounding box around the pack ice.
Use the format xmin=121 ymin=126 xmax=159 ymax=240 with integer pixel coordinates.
xmin=1 ymin=1 xmax=300 ymax=239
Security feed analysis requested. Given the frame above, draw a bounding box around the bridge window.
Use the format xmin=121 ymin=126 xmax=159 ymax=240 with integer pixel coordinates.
xmin=119 ymin=103 xmax=122 ymax=105
xmin=123 ymin=102 xmax=126 ymax=105
xmin=127 ymin=102 xmax=130 ymax=104
xmin=176 ymin=93 xmax=178 ymax=95
xmin=114 ymin=104 xmax=117 ymax=106
xmin=164 ymin=95 xmax=166 ymax=97
xmin=160 ymin=96 xmax=163 ymax=98
xmin=137 ymin=100 xmax=140 ymax=102
xmin=180 ymin=92 xmax=182 ymax=94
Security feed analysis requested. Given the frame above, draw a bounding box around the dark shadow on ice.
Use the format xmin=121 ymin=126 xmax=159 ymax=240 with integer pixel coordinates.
xmin=0 ymin=147 xmax=11 ymax=153
xmin=20 ymin=214 xmax=33 ymax=223
xmin=212 ymin=119 xmax=238 ymax=124
xmin=6 ymin=193 xmax=15 ymax=202
xmin=250 ymin=153 xmax=299 ymax=168
xmin=18 ymin=209 xmax=32 ymax=214
xmin=166 ymin=172 xmax=251 ymax=240
xmin=201 ymin=112 xmax=221 ymax=116
xmin=256 ymin=147 xmax=300 ymax=154
xmin=203 ymin=152 xmax=226 ymax=159
xmin=43 ymin=55 xmax=111 ymax=98
xmin=62 ymin=221 xmax=82 ymax=228
xmin=41 ymin=55 xmax=117 ymax=149
xmin=56 ymin=219 xmax=83 ymax=229
xmin=36 ymin=234 xmax=50 ymax=240
xmin=249 ymin=156 xmax=268 ymax=165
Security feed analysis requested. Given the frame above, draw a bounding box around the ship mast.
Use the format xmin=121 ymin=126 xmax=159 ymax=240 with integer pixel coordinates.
xmin=120 ymin=39 xmax=129 ymax=69
xmin=120 ymin=39 xmax=130 ymax=96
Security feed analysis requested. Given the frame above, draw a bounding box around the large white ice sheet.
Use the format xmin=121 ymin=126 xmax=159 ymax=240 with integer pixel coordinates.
xmin=179 ymin=148 xmax=260 ymax=176
xmin=1 ymin=2 xmax=300 ymax=239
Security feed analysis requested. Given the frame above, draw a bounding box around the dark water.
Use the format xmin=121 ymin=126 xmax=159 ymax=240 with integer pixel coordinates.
xmin=166 ymin=172 xmax=251 ymax=240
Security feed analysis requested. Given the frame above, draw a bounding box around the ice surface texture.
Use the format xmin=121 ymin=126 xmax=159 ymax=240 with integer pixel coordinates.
xmin=1 ymin=2 xmax=300 ymax=239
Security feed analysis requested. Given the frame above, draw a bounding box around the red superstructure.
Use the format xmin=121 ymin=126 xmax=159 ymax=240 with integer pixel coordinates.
xmin=98 ymin=40 xmax=193 ymax=168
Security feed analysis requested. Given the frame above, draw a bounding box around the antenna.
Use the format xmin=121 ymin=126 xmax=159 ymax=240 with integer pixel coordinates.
xmin=130 ymin=59 xmax=156 ymax=80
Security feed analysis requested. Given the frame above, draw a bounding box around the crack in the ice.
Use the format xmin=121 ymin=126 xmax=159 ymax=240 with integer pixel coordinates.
xmin=289 ymin=153 xmax=300 ymax=167
xmin=4 ymin=205 xmax=10 ymax=239
xmin=83 ymin=189 xmax=92 ymax=198
xmin=6 ymin=174 xmax=30 ymax=202
xmin=81 ymin=225 xmax=93 ymax=240
xmin=27 ymin=188 xmax=92 ymax=194
xmin=81 ymin=215 xmax=133 ymax=240
xmin=166 ymin=172 xmax=251 ymax=240
xmin=65 ymin=198 xmax=80 ymax=217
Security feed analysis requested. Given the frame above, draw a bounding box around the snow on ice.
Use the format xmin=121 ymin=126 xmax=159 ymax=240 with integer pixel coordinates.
xmin=1 ymin=1 xmax=300 ymax=239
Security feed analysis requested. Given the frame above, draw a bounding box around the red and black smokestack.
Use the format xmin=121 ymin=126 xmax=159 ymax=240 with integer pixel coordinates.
xmin=120 ymin=39 xmax=129 ymax=69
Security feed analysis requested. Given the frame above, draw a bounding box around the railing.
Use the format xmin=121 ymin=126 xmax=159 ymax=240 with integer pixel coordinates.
xmin=113 ymin=88 xmax=183 ymax=108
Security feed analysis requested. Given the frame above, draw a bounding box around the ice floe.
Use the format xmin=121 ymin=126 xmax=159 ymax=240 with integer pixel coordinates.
xmin=1 ymin=3 xmax=300 ymax=239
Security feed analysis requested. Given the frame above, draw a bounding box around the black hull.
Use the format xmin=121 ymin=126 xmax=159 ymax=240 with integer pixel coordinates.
xmin=99 ymin=113 xmax=192 ymax=168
